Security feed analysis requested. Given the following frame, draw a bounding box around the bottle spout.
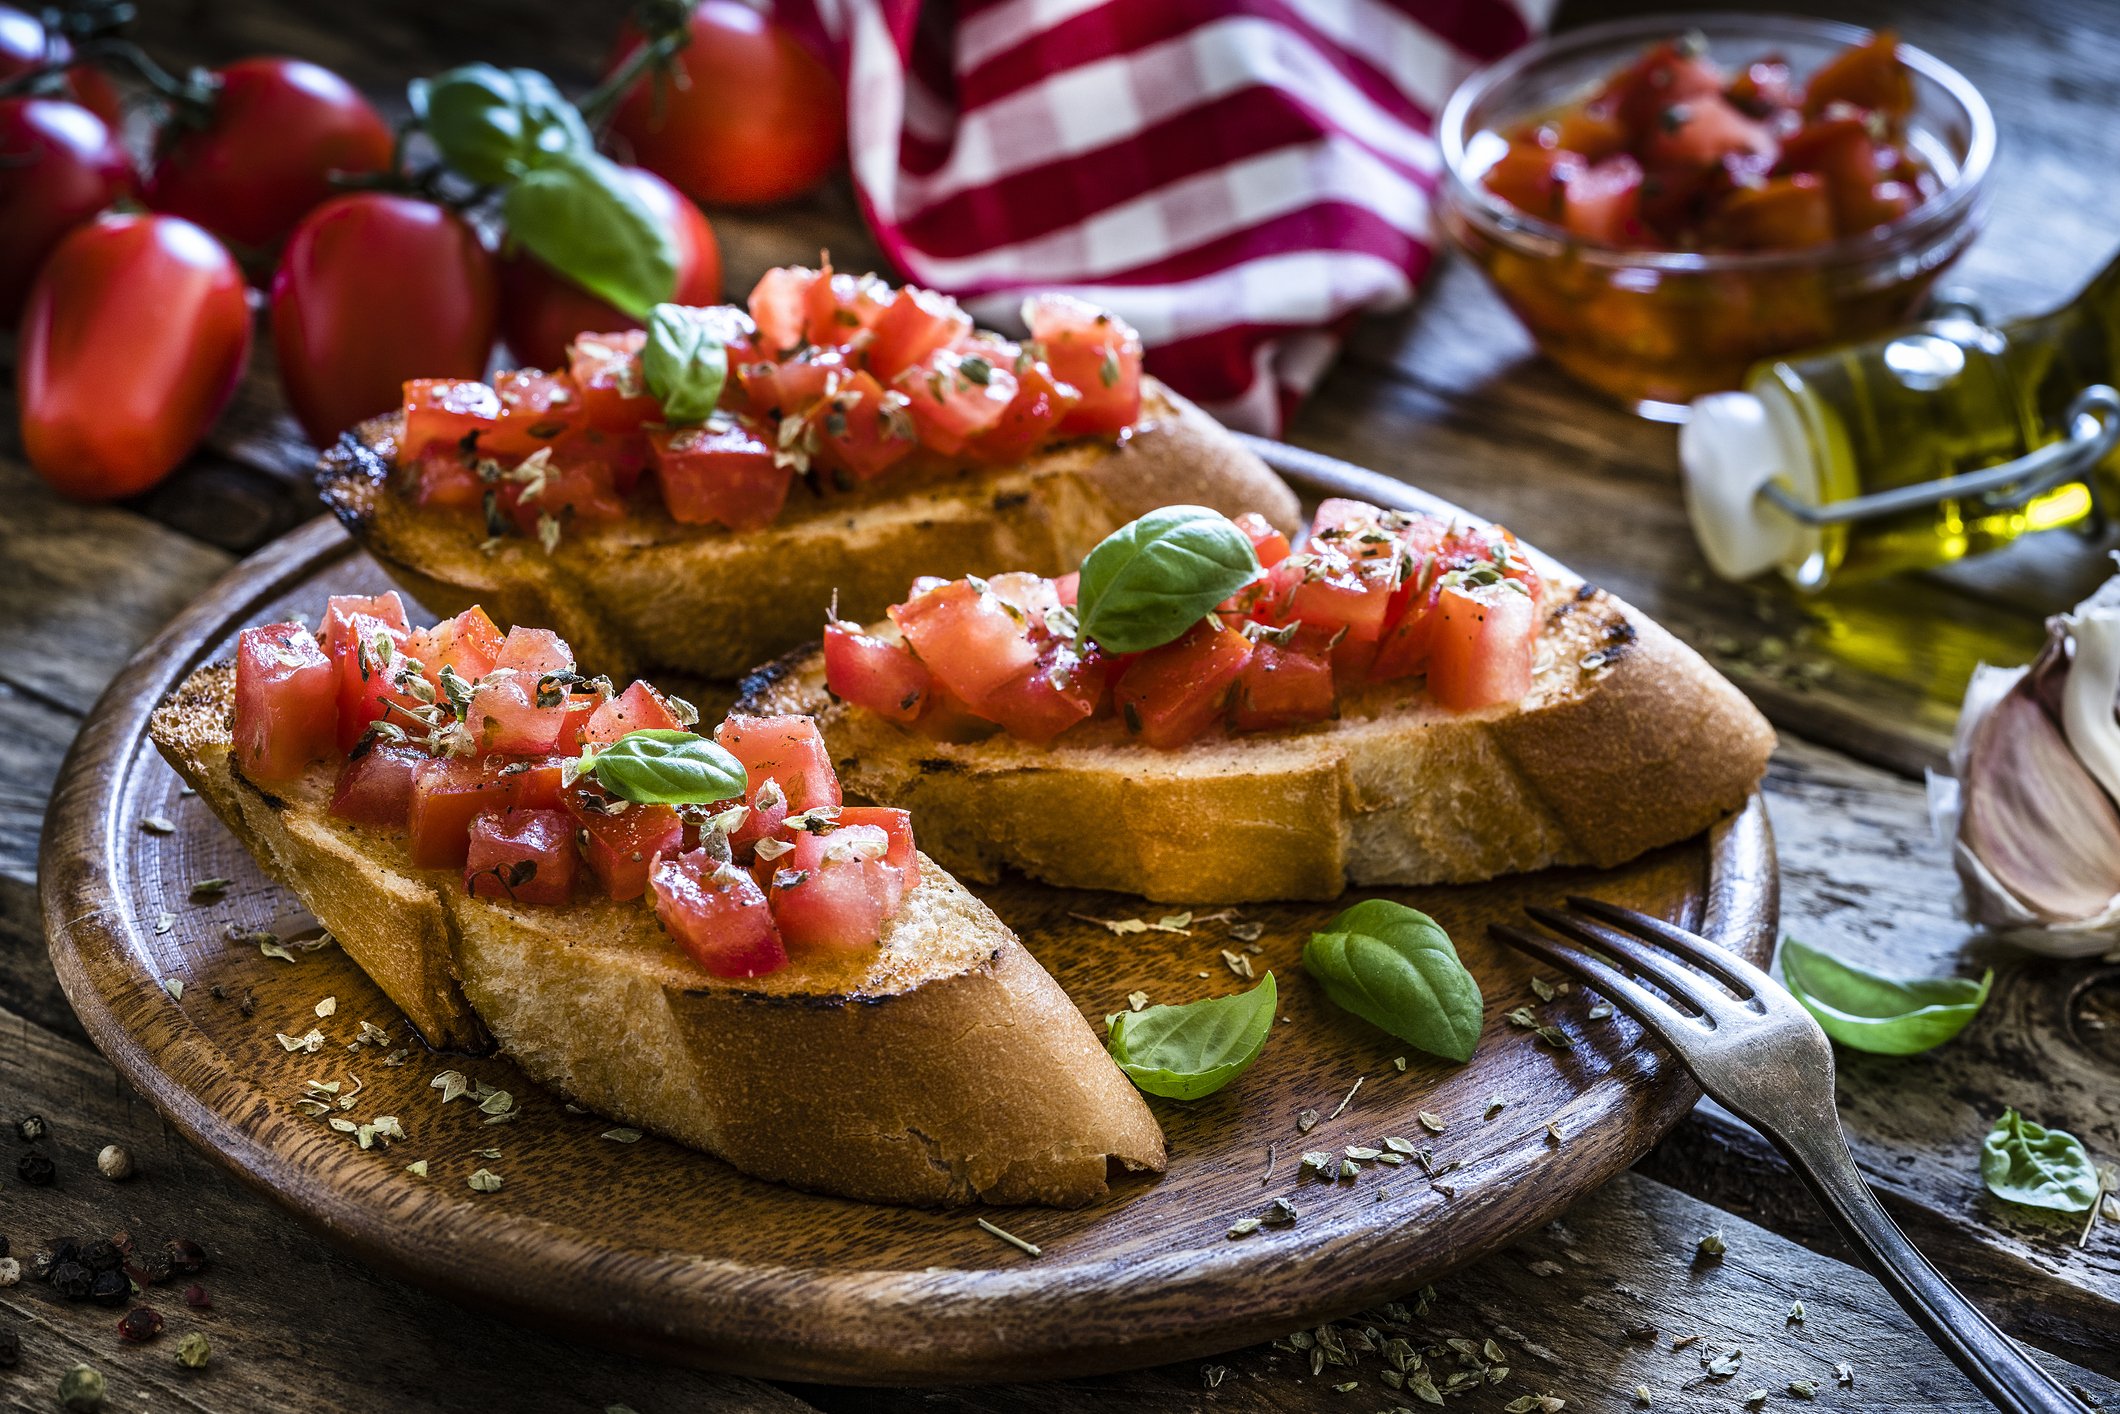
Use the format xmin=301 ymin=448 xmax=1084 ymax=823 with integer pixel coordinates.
xmin=1680 ymin=391 xmax=1818 ymax=582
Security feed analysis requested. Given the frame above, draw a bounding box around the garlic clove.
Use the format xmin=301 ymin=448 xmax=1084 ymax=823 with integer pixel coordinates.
xmin=1958 ymin=682 xmax=2120 ymax=927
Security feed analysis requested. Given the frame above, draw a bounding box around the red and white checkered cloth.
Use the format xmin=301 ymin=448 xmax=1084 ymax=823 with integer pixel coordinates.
xmin=778 ymin=0 xmax=1552 ymax=434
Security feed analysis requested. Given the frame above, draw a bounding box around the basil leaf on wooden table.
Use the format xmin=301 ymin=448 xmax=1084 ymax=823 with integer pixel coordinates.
xmin=1105 ymin=973 xmax=1276 ymax=1100
xmin=1779 ymin=938 xmax=1992 ymax=1055
xmin=1304 ymin=900 xmax=1482 ymax=1063
xmin=588 ymin=729 xmax=747 ymax=806
xmin=1073 ymin=506 xmax=1260 ymax=654
xmin=501 ymin=149 xmax=678 ymax=319
xmin=413 ymin=64 xmax=589 ymax=186
xmin=643 ymin=303 xmax=730 ymax=423
xmin=1980 ymin=1109 xmax=2101 ymax=1212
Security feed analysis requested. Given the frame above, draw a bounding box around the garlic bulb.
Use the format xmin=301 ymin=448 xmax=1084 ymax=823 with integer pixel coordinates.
xmin=1931 ymin=573 xmax=2120 ymax=955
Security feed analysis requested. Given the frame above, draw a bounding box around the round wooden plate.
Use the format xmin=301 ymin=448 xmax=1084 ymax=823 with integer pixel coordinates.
xmin=42 ymin=442 xmax=1776 ymax=1385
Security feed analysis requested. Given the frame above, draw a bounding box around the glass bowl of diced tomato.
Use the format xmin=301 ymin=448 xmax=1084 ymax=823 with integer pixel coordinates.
xmin=1437 ymin=13 xmax=1994 ymax=420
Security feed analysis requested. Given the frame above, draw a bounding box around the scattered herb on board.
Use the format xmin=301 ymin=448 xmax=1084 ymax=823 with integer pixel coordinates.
xmin=1104 ymin=973 xmax=1276 ymax=1100
xmin=602 ymin=1128 xmax=642 ymax=1144
xmin=975 ymin=1218 xmax=1040 ymax=1258
xmin=1780 ymin=938 xmax=1991 ymax=1054
xmin=1328 ymin=1075 xmax=1363 ymax=1119
xmin=1697 ymin=1230 xmax=1728 ymax=1259
xmin=467 ymin=1168 xmax=503 ymax=1193
xmin=1304 ymin=901 xmax=1482 ymax=1062
xmin=1980 ymin=1109 xmax=2100 ymax=1212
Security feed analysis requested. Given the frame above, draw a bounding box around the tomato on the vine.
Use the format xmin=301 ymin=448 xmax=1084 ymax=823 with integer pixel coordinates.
xmin=607 ymin=1 xmax=844 ymax=207
xmin=145 ymin=57 xmax=393 ymax=252
xmin=270 ymin=192 xmax=498 ymax=446
xmin=18 ymin=213 xmax=252 ymax=500
xmin=0 ymin=98 xmax=134 ymax=323
xmin=498 ymin=164 xmax=721 ymax=369
xmin=0 ymin=5 xmax=121 ymax=126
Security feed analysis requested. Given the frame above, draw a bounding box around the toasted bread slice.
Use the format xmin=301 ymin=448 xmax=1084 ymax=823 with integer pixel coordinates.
xmin=149 ymin=665 xmax=1166 ymax=1206
xmin=738 ymin=581 xmax=1775 ymax=904
xmin=317 ymin=380 xmax=1300 ymax=682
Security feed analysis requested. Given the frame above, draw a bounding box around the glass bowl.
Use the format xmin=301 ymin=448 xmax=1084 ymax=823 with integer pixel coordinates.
xmin=1436 ymin=12 xmax=1995 ymax=420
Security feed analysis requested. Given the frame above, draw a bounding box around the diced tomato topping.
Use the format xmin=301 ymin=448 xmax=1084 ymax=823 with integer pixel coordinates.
xmin=477 ymin=369 xmax=583 ymax=459
xmin=864 ymin=284 xmax=972 ymax=381
xmin=318 ymin=592 xmax=410 ymax=660
xmin=495 ymin=626 xmax=573 ymax=678
xmin=565 ymin=781 xmax=684 ymax=901
xmin=971 ymin=355 xmax=1080 ymax=463
xmin=714 ymin=714 xmax=840 ymax=815
xmin=978 ymin=641 xmax=1109 ymax=744
xmin=584 ymin=680 xmax=684 ymax=744
xmin=500 ymin=753 xmax=568 ymax=811
xmin=465 ymin=677 xmax=567 ymax=754
xmin=1640 ymin=94 xmax=1773 ymax=173
xmin=1052 ymin=571 xmax=1080 ymax=606
xmin=328 ymin=741 xmax=425 ymax=827
xmin=1481 ymin=142 xmax=1583 ymax=222
xmin=1230 ymin=639 xmax=1338 ymax=733
xmin=802 ymin=268 xmax=895 ymax=350
xmin=401 ymin=379 xmax=502 ymax=462
xmin=650 ymin=847 xmax=788 ymax=978
xmin=1114 ymin=620 xmax=1253 ymax=749
xmin=1283 ymin=547 xmax=1398 ymax=644
xmin=735 ymin=345 xmax=845 ymax=418
xmin=893 ymin=347 xmax=1018 ymax=456
xmin=1427 ymin=582 xmax=1539 ymax=711
xmin=823 ymin=620 xmax=930 ymax=723
xmin=748 ymin=264 xmax=824 ymax=354
xmin=1562 ymin=155 xmax=1647 ymax=244
xmin=1553 ymin=101 xmax=1628 ymax=161
xmin=232 ymin=623 xmax=338 ymax=782
xmin=1802 ymin=32 xmax=1911 ymax=120
xmin=465 ymin=808 xmax=578 ymax=906
xmin=1607 ymin=40 xmax=1727 ymax=137
xmin=558 ymin=691 xmax=603 ymax=750
xmin=809 ymin=369 xmax=917 ymax=483
xmin=1706 ymin=173 xmax=1836 ymax=250
xmin=407 ymin=756 xmax=515 ymax=869
xmin=648 ymin=419 xmax=793 ymax=531
xmin=1727 ymin=57 xmax=1797 ymax=117
xmin=766 ymin=821 xmax=901 ymax=951
xmin=914 ymin=678 xmax=1002 ymax=744
xmin=329 ymin=614 xmax=421 ymax=754
xmin=407 ymin=606 xmax=504 ymax=690
xmin=834 ymin=806 xmax=918 ymax=886
xmin=568 ymin=330 xmax=661 ymax=432
xmin=889 ymin=578 xmax=1041 ymax=707
xmin=410 ymin=442 xmax=485 ymax=509
xmin=1024 ymin=294 xmax=1143 ymax=438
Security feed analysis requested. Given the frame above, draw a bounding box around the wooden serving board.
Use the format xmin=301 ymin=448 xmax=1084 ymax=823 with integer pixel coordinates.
xmin=41 ymin=446 xmax=1776 ymax=1385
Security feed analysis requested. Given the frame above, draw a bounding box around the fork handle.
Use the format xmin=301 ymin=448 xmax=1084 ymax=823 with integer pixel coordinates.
xmin=1764 ymin=1121 xmax=2089 ymax=1414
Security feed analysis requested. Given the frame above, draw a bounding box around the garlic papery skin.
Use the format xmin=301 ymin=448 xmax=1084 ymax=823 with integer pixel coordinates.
xmin=2061 ymin=604 xmax=2120 ymax=808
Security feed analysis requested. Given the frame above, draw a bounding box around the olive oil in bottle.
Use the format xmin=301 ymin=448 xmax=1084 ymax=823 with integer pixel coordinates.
xmin=1681 ymin=252 xmax=2120 ymax=588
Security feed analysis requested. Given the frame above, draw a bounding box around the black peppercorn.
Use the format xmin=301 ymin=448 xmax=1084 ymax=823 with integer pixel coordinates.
xmin=163 ymin=1239 xmax=206 ymax=1275
xmin=15 ymin=1115 xmax=45 ymax=1142
xmin=49 ymin=1261 xmax=92 ymax=1300
xmin=115 ymin=1307 xmax=162 ymax=1343
xmin=88 ymin=1269 xmax=128 ymax=1306
xmin=132 ymin=1250 xmax=173 ymax=1286
xmin=79 ymin=1240 xmax=121 ymax=1274
xmin=16 ymin=1151 xmax=54 ymax=1187
xmin=0 ymin=1233 xmax=10 ymax=1258
xmin=0 ymin=1325 xmax=17 ymax=1366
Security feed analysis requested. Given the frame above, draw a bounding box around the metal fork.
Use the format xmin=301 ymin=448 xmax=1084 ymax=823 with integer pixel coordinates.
xmin=1492 ymin=897 xmax=2090 ymax=1414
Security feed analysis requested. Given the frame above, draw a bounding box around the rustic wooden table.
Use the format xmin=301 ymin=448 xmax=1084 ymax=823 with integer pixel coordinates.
xmin=3 ymin=1 xmax=2117 ymax=1410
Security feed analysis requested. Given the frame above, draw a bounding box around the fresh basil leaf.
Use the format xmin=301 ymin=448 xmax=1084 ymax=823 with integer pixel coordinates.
xmin=588 ymin=729 xmax=747 ymax=806
xmin=643 ymin=303 xmax=729 ymax=424
xmin=1105 ymin=972 xmax=1276 ymax=1100
xmin=1073 ymin=506 xmax=1260 ymax=654
xmin=1304 ymin=900 xmax=1482 ymax=1063
xmin=417 ymin=64 xmax=589 ymax=187
xmin=501 ymin=149 xmax=678 ymax=319
xmin=1779 ymin=938 xmax=1991 ymax=1056
xmin=1980 ymin=1108 xmax=2100 ymax=1213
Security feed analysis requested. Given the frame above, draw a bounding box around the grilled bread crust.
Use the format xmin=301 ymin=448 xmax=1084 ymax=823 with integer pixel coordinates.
xmin=736 ymin=583 xmax=1776 ymax=904
xmin=148 ymin=665 xmax=1167 ymax=1207
xmin=317 ymin=380 xmax=1300 ymax=682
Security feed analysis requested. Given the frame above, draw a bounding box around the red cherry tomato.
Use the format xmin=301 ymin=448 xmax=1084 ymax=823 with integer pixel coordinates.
xmin=269 ymin=193 xmax=498 ymax=446
xmin=17 ymin=213 xmax=252 ymax=500
xmin=145 ymin=57 xmax=393 ymax=251
xmin=0 ymin=5 xmax=121 ymax=126
xmin=497 ymin=165 xmax=722 ymax=368
xmin=608 ymin=1 xmax=845 ymax=207
xmin=0 ymin=98 xmax=134 ymax=323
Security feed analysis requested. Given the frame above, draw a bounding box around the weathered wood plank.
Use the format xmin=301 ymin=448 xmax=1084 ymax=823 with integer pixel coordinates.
xmin=788 ymin=1168 xmax=2118 ymax=1414
xmin=0 ymin=1002 xmax=819 ymax=1414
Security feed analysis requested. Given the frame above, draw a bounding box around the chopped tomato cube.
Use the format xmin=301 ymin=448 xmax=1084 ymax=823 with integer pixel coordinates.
xmin=810 ymin=369 xmax=917 ymax=483
xmin=466 ymin=678 xmax=567 ymax=754
xmin=584 ymin=680 xmax=685 ymax=744
xmin=864 ymin=284 xmax=972 ymax=381
xmin=1640 ymin=94 xmax=1774 ymax=173
xmin=803 ymin=268 xmax=894 ymax=349
xmin=648 ymin=419 xmax=793 ymax=531
xmin=1114 ymin=620 xmax=1253 ymax=749
xmin=568 ymin=330 xmax=660 ymax=432
xmin=407 ymin=606 xmax=504 ymax=690
xmin=1052 ymin=571 xmax=1080 ymax=606
xmin=410 ymin=442 xmax=485 ymax=509
xmin=565 ymin=782 xmax=684 ymax=900
xmin=978 ymin=643 xmax=1109 ymax=744
xmin=1706 ymin=173 xmax=1835 ymax=250
xmin=766 ymin=822 xmax=901 ymax=951
xmin=1230 ymin=639 xmax=1338 ymax=733
xmin=1562 ymin=155 xmax=1647 ymax=244
xmin=500 ymin=753 xmax=568 ymax=811
xmin=1370 ymin=574 xmax=1442 ymax=683
xmin=402 ymin=378 xmax=501 ymax=461
xmin=748 ymin=264 xmax=824 ymax=354
xmin=736 ymin=345 xmax=846 ymax=418
xmin=330 ymin=615 xmax=421 ymax=753
xmin=834 ymin=806 xmax=918 ymax=888
xmin=495 ymin=626 xmax=573 ymax=678
xmin=823 ymin=620 xmax=930 ymax=723
xmin=328 ymin=741 xmax=425 ymax=827
xmin=1024 ymin=293 xmax=1143 ymax=437
xmin=318 ymin=592 xmax=410 ymax=660
xmin=558 ymin=692 xmax=601 ymax=751
xmin=970 ymin=355 xmax=1080 ymax=463
xmin=1727 ymin=57 xmax=1796 ymax=117
xmin=1607 ymin=40 xmax=1726 ymax=139
xmin=893 ymin=347 xmax=1018 ymax=456
xmin=1553 ymin=100 xmax=1628 ymax=161
xmin=1286 ymin=547 xmax=1398 ymax=644
xmin=407 ymin=756 xmax=515 ymax=869
xmin=1802 ymin=32 xmax=1911 ymax=120
xmin=913 ymin=678 xmax=1002 ymax=744
xmin=650 ymin=847 xmax=787 ymax=978
xmin=232 ymin=623 xmax=337 ymax=782
xmin=464 ymin=807 xmax=578 ymax=906
xmin=1225 ymin=513 xmax=1289 ymax=570
xmin=479 ymin=369 xmax=583 ymax=459
xmin=1482 ymin=141 xmax=1583 ymax=221
xmin=889 ymin=578 xmax=1040 ymax=707
xmin=1427 ymin=582 xmax=1538 ymax=711
xmin=714 ymin=714 xmax=840 ymax=815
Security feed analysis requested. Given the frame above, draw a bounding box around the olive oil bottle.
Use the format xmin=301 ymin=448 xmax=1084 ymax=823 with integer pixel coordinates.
xmin=1682 ymin=253 xmax=2120 ymax=589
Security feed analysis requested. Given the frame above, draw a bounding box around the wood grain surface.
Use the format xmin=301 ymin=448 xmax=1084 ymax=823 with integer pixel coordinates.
xmin=40 ymin=449 xmax=1775 ymax=1381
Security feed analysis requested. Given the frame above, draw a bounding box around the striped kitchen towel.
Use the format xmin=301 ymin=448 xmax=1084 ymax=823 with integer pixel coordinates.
xmin=778 ymin=0 xmax=1550 ymax=433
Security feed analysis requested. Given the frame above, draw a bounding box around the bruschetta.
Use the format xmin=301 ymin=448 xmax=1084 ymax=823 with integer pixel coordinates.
xmin=148 ymin=592 xmax=1165 ymax=1206
xmin=317 ymin=264 xmax=1301 ymax=681
xmin=738 ymin=499 xmax=1776 ymax=903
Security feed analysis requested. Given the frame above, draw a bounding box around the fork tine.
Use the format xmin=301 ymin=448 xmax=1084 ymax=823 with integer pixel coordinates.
xmin=1566 ymin=896 xmax=1776 ymax=1003
xmin=1487 ymin=922 xmax=1706 ymax=1048
xmin=1524 ymin=905 xmax=1738 ymax=1022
